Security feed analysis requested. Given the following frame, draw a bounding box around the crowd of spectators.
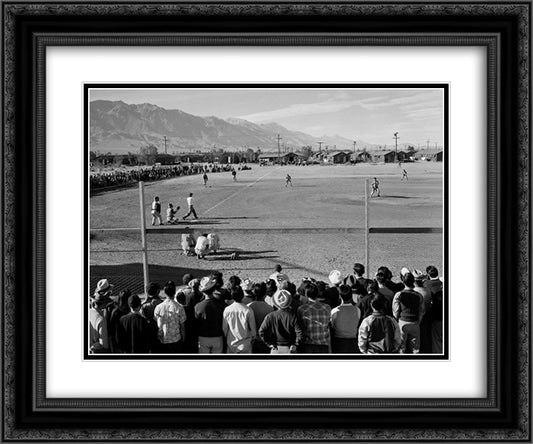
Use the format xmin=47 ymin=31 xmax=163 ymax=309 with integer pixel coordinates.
xmin=90 ymin=163 xmax=250 ymax=190
xmin=90 ymin=262 xmax=444 ymax=355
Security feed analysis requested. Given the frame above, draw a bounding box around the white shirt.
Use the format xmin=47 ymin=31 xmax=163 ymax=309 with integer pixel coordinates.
xmin=187 ymin=196 xmax=194 ymax=207
xmin=222 ymin=302 xmax=256 ymax=352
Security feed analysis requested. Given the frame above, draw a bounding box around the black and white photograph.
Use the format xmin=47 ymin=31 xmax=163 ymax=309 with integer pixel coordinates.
xmin=87 ymin=85 xmax=447 ymax=358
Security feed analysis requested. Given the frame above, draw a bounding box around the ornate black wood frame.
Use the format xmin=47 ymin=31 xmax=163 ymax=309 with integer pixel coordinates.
xmin=2 ymin=1 xmax=530 ymax=441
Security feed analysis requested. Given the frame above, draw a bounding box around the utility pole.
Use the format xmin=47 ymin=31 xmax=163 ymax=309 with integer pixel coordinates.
xmin=277 ymin=134 xmax=282 ymax=164
xmin=163 ymin=135 xmax=168 ymax=154
xmin=317 ymin=141 xmax=324 ymax=152
xmin=393 ymin=132 xmax=400 ymax=162
xmin=427 ymin=139 xmax=430 ymax=150
xmin=353 ymin=140 xmax=357 ymax=153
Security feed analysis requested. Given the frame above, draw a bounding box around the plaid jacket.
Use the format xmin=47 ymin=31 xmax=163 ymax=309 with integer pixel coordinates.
xmin=297 ymin=301 xmax=331 ymax=345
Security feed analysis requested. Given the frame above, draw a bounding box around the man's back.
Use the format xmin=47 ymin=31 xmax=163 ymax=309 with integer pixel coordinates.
xmin=119 ymin=312 xmax=150 ymax=353
xmin=358 ymin=312 xmax=400 ymax=353
xmin=195 ymin=298 xmax=225 ymax=337
xmin=297 ymin=301 xmax=331 ymax=345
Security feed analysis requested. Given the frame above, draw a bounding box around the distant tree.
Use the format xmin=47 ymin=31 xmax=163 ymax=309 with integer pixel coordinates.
xmin=406 ymin=145 xmax=416 ymax=155
xmin=89 ymin=151 xmax=98 ymax=161
xmin=299 ymin=145 xmax=314 ymax=160
xmin=245 ymin=148 xmax=255 ymax=162
xmin=138 ymin=144 xmax=158 ymax=165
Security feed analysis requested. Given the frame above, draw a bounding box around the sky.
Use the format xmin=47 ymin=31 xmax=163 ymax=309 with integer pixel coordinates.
xmin=90 ymin=88 xmax=444 ymax=146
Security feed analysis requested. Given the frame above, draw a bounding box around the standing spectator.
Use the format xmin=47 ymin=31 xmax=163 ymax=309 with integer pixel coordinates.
xmin=240 ymin=278 xmax=254 ymax=305
xmin=264 ymin=279 xmax=278 ymax=308
xmin=392 ymin=271 xmax=424 ymax=354
xmin=118 ymin=294 xmax=151 ymax=354
xmin=176 ymin=274 xmax=202 ymax=353
xmin=429 ymin=289 xmax=444 ymax=354
xmin=151 ymin=196 xmax=163 ymax=226
xmin=423 ymin=265 xmax=443 ymax=295
xmin=297 ymin=283 xmax=331 ymax=353
xmin=375 ymin=271 xmax=395 ymax=316
xmin=344 ymin=262 xmax=371 ymax=303
xmin=358 ymin=293 xmax=401 ymax=354
xmin=330 ymin=285 xmax=361 ymax=353
xmin=324 ymin=270 xmax=342 ymax=308
xmin=89 ymin=279 xmax=115 ymax=354
xmin=378 ymin=266 xmax=405 ymax=294
xmin=413 ymin=269 xmax=432 ymax=353
xmin=357 ymin=280 xmax=379 ymax=325
xmin=269 ymin=264 xmax=289 ymax=286
xmin=203 ymin=171 xmax=208 ymax=187
xmin=247 ymin=282 xmax=274 ymax=353
xmin=222 ymin=286 xmax=256 ymax=353
xmin=194 ymin=276 xmax=226 ymax=354
xmin=108 ymin=289 xmax=131 ymax=353
xmin=259 ymin=289 xmax=303 ymax=354
xmin=182 ymin=192 xmax=199 ymax=220
xmin=141 ymin=282 xmax=162 ymax=352
xmin=154 ymin=281 xmax=187 ymax=353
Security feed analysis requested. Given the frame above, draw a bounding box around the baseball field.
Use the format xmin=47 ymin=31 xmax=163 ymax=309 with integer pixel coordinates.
xmin=89 ymin=162 xmax=444 ymax=295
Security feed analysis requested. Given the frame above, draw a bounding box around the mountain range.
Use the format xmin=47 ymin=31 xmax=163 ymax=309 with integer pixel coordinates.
xmin=90 ymin=100 xmax=380 ymax=154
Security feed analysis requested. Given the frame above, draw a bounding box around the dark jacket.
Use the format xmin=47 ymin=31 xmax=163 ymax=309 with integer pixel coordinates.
xmin=259 ymin=309 xmax=303 ymax=347
xmin=194 ymin=297 xmax=226 ymax=337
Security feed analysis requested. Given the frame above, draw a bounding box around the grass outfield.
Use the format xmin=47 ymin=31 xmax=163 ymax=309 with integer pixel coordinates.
xmin=90 ymin=162 xmax=444 ymax=294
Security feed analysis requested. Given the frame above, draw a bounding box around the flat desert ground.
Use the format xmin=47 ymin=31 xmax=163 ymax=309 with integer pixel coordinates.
xmin=90 ymin=162 xmax=444 ymax=295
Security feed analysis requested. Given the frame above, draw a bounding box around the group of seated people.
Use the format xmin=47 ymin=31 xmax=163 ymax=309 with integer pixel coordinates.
xmin=89 ymin=263 xmax=444 ymax=355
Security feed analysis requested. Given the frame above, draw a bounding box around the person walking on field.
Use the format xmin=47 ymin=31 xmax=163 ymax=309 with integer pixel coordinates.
xmin=151 ymin=196 xmax=163 ymax=225
xmin=231 ymin=169 xmax=237 ymax=182
xmin=370 ymin=177 xmax=380 ymax=197
xmin=203 ymin=172 xmax=208 ymax=187
xmin=285 ymin=174 xmax=292 ymax=187
xmin=182 ymin=192 xmax=198 ymax=220
xmin=401 ymin=169 xmax=408 ymax=181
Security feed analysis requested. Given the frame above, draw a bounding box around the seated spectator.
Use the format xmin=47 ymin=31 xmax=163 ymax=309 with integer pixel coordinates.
xmin=358 ymin=293 xmax=401 ymax=354
xmin=118 ymin=294 xmax=151 ymax=354
xmin=330 ymin=285 xmax=361 ymax=353
xmin=222 ymin=286 xmax=256 ymax=354
xmin=297 ymin=283 xmax=331 ymax=353
xmin=259 ymin=289 xmax=303 ymax=354
xmin=154 ymin=281 xmax=187 ymax=353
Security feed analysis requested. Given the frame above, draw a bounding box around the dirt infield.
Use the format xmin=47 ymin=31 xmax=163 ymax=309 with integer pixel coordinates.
xmin=90 ymin=162 xmax=444 ymax=292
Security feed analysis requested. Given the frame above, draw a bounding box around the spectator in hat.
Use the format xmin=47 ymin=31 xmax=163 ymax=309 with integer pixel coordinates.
xmin=392 ymin=271 xmax=425 ymax=354
xmin=222 ymin=286 xmax=256 ymax=353
xmin=330 ymin=285 xmax=361 ymax=353
xmin=154 ymin=281 xmax=187 ymax=353
xmin=412 ymin=269 xmax=432 ymax=353
xmin=297 ymin=283 xmax=331 ymax=353
xmin=269 ymin=264 xmax=289 ymax=286
xmin=194 ymin=276 xmax=226 ymax=354
xmin=118 ymin=294 xmax=151 ymax=354
xmin=358 ymin=293 xmax=401 ymax=354
xmin=176 ymin=274 xmax=202 ymax=354
xmin=240 ymin=278 xmax=254 ymax=305
xmin=259 ymin=289 xmax=303 ymax=354
xmin=247 ymin=282 xmax=274 ymax=354
xmin=378 ymin=266 xmax=404 ymax=294
xmin=324 ymin=270 xmax=342 ymax=308
xmin=108 ymin=289 xmax=131 ymax=353
xmin=89 ymin=279 xmax=115 ymax=354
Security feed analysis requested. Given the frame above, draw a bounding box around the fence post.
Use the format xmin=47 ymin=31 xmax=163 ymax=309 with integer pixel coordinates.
xmin=139 ymin=181 xmax=149 ymax=293
xmin=365 ymin=178 xmax=370 ymax=277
